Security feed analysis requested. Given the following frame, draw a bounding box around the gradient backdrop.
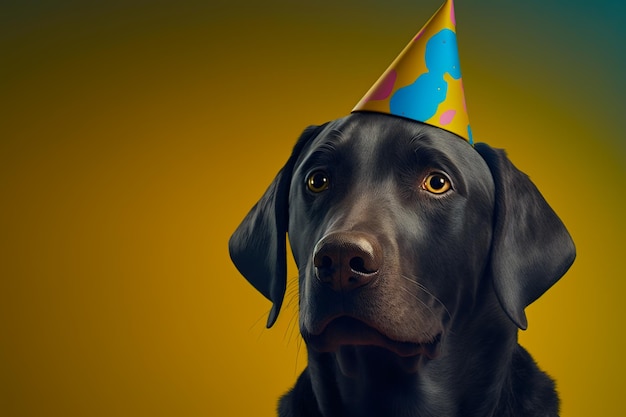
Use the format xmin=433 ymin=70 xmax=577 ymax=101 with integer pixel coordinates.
xmin=1 ymin=1 xmax=624 ymax=416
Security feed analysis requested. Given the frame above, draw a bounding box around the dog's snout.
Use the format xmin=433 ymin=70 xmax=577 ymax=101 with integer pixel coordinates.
xmin=313 ymin=232 xmax=381 ymax=292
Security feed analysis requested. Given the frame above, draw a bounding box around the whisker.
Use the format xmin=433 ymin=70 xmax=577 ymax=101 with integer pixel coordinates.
xmin=284 ymin=275 xmax=302 ymax=348
xmin=285 ymin=306 xmax=300 ymax=344
xmin=398 ymin=285 xmax=438 ymax=321
xmin=251 ymin=310 xmax=270 ymax=343
xmin=281 ymin=275 xmax=305 ymax=374
xmin=249 ymin=309 xmax=271 ymax=333
xmin=294 ymin=333 xmax=307 ymax=376
xmin=400 ymin=274 xmax=452 ymax=320
xmin=284 ymin=288 xmax=300 ymax=308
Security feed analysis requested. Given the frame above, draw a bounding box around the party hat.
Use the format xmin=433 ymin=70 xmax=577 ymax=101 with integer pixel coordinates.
xmin=352 ymin=0 xmax=473 ymax=144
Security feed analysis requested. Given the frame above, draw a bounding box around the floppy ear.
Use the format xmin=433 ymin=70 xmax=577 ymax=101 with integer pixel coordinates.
xmin=229 ymin=124 xmax=327 ymax=328
xmin=474 ymin=143 xmax=576 ymax=330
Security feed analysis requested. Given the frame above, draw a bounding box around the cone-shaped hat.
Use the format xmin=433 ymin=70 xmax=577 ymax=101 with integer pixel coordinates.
xmin=352 ymin=0 xmax=472 ymax=144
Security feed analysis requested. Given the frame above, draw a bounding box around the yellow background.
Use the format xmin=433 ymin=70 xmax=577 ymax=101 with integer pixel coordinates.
xmin=1 ymin=1 xmax=624 ymax=416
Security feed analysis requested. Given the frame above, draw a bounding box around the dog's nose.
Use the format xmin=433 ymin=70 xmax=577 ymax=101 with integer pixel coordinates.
xmin=313 ymin=232 xmax=381 ymax=292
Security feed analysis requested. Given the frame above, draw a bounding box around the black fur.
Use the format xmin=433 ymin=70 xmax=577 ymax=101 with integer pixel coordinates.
xmin=229 ymin=113 xmax=575 ymax=417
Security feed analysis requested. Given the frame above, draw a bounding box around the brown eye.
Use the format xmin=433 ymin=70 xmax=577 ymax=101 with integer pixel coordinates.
xmin=307 ymin=171 xmax=330 ymax=193
xmin=423 ymin=172 xmax=451 ymax=194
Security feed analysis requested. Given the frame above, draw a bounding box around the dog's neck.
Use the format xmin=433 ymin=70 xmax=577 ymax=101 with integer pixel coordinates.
xmin=302 ymin=296 xmax=521 ymax=417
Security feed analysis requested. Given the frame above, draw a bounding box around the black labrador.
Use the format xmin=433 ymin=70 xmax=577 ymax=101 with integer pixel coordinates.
xmin=229 ymin=112 xmax=575 ymax=417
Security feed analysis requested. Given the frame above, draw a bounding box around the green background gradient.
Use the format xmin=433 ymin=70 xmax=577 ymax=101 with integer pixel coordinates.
xmin=1 ymin=1 xmax=624 ymax=416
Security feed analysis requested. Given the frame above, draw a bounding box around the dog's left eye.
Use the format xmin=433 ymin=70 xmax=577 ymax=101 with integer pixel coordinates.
xmin=307 ymin=171 xmax=330 ymax=193
xmin=422 ymin=172 xmax=452 ymax=194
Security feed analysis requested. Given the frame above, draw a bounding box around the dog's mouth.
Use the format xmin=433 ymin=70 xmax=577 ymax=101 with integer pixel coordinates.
xmin=306 ymin=316 xmax=441 ymax=360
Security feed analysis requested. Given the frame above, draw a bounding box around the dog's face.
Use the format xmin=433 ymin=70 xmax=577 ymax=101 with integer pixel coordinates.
xmin=288 ymin=113 xmax=494 ymax=370
xmin=229 ymin=112 xmax=574 ymax=375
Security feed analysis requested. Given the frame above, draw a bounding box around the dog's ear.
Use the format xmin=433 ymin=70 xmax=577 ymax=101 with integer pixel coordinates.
xmin=229 ymin=124 xmax=327 ymax=328
xmin=474 ymin=143 xmax=575 ymax=330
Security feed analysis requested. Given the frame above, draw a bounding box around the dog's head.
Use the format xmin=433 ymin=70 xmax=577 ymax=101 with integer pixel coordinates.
xmin=229 ymin=113 xmax=575 ymax=368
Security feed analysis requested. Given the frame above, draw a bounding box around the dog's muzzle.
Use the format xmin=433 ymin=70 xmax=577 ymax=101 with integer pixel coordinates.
xmin=306 ymin=230 xmax=443 ymax=371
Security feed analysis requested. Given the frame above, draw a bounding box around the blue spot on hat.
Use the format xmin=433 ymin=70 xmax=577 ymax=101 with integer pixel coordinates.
xmin=390 ymin=29 xmax=461 ymax=122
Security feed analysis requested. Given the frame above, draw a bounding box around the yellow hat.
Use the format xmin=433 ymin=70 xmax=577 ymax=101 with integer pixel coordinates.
xmin=352 ymin=0 xmax=472 ymax=144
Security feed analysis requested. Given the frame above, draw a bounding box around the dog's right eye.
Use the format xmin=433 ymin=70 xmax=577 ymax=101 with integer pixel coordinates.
xmin=307 ymin=171 xmax=330 ymax=193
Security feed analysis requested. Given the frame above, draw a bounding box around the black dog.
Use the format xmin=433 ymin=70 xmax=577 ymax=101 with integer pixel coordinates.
xmin=229 ymin=112 xmax=575 ymax=417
